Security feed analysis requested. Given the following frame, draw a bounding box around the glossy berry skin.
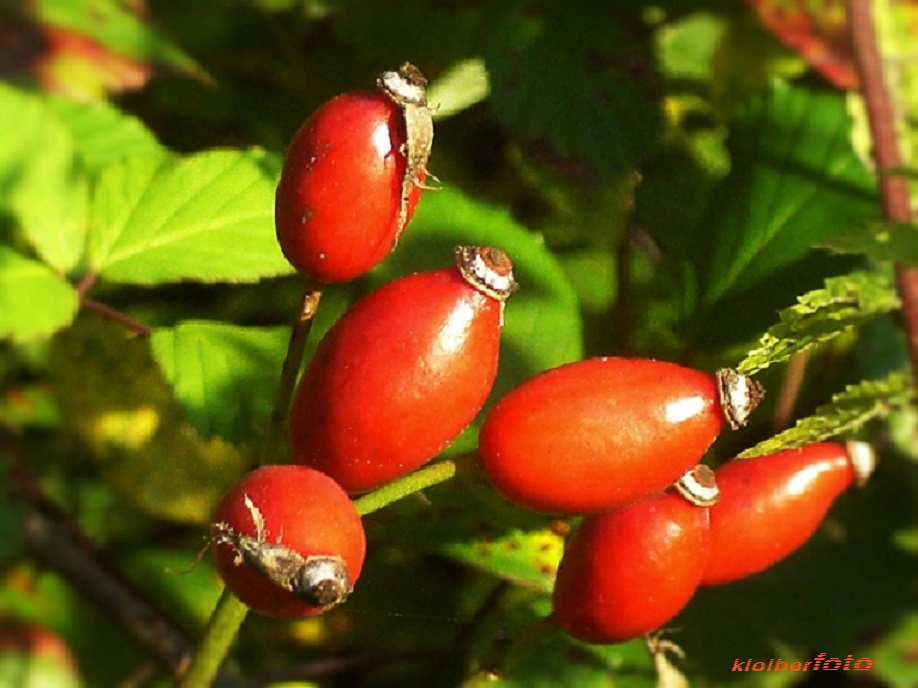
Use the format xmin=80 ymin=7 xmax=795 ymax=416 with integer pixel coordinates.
xmin=275 ymin=91 xmax=423 ymax=283
xmin=288 ymin=247 xmax=515 ymax=494
xmin=702 ymin=443 xmax=858 ymax=586
xmin=479 ymin=357 xmax=739 ymax=514
xmin=552 ymin=490 xmax=709 ymax=644
xmin=210 ymin=465 xmax=365 ymax=618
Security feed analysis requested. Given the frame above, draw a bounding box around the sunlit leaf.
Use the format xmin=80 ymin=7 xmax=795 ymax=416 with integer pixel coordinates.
xmin=427 ymin=58 xmax=490 ymax=120
xmin=0 ymin=247 xmax=79 ymax=343
xmin=47 ymin=97 xmax=165 ymax=172
xmin=658 ymin=10 xmax=725 ymax=80
xmin=151 ymin=322 xmax=290 ymax=442
xmin=0 ymin=83 xmax=89 ymax=274
xmin=738 ymin=371 xmax=914 ymax=457
xmin=443 ymin=527 xmax=564 ymax=595
xmin=737 ymin=270 xmax=900 ymax=375
xmin=90 ymin=149 xmax=292 ymax=284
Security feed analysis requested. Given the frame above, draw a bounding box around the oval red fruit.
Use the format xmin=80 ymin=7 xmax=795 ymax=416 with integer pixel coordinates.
xmin=275 ymin=81 xmax=426 ymax=283
xmin=288 ymin=246 xmax=516 ymax=493
xmin=702 ymin=441 xmax=873 ymax=585
xmin=552 ymin=490 xmax=709 ymax=644
xmin=210 ymin=465 xmax=366 ymax=618
xmin=478 ymin=358 xmax=763 ymax=514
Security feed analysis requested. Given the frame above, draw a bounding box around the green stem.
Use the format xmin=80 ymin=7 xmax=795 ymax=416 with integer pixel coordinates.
xmin=178 ymin=589 xmax=248 ymax=688
xmin=260 ymin=281 xmax=323 ymax=465
xmin=354 ymin=459 xmax=459 ymax=516
xmin=180 ymin=279 xmax=322 ymax=687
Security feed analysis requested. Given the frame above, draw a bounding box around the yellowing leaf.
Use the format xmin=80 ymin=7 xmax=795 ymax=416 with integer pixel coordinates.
xmin=50 ymin=315 xmax=250 ymax=523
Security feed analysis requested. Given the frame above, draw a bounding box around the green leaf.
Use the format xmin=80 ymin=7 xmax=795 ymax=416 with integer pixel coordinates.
xmin=738 ymin=371 xmax=914 ymax=458
xmin=47 ymin=97 xmax=166 ymax=173
xmin=737 ymin=270 xmax=900 ymax=376
xmin=364 ymin=469 xmax=564 ymax=594
xmin=658 ymin=11 xmax=726 ymax=80
xmin=818 ymin=221 xmax=918 ymax=267
xmin=0 ymin=247 xmax=79 ymax=343
xmin=150 ymin=322 xmax=290 ymax=442
xmin=35 ymin=0 xmax=206 ymax=78
xmin=443 ymin=526 xmax=564 ymax=594
xmin=331 ymin=0 xmax=482 ymax=74
xmin=464 ymin=619 xmax=655 ymax=688
xmin=427 ymin=58 xmax=491 ymax=120
xmin=683 ymin=82 xmax=879 ymax=327
xmin=370 ymin=186 xmax=584 ymax=397
xmin=0 ymin=83 xmax=89 ymax=274
xmin=90 ymin=149 xmax=292 ymax=284
xmin=703 ymin=82 xmax=877 ymax=295
xmin=871 ymin=614 xmax=918 ymax=688
xmin=484 ymin=3 xmax=662 ymax=175
xmin=49 ymin=316 xmax=249 ymax=524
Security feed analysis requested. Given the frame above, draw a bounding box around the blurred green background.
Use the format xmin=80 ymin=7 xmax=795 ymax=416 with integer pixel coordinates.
xmin=1 ymin=0 xmax=917 ymax=686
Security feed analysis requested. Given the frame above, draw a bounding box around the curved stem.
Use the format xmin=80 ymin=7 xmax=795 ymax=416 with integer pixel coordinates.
xmin=354 ymin=458 xmax=460 ymax=517
xmin=259 ymin=281 xmax=323 ymax=465
xmin=79 ymin=294 xmax=152 ymax=336
xmin=177 ymin=589 xmax=248 ymax=688
xmin=180 ymin=278 xmax=323 ymax=687
xmin=773 ymin=350 xmax=810 ymax=432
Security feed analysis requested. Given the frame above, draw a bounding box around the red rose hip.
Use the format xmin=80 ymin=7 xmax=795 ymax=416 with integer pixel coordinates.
xmin=210 ymin=465 xmax=366 ymax=618
xmin=288 ymin=246 xmax=517 ymax=493
xmin=552 ymin=489 xmax=710 ymax=644
xmin=275 ymin=64 xmax=432 ymax=283
xmin=478 ymin=358 xmax=763 ymax=514
xmin=701 ymin=441 xmax=875 ymax=585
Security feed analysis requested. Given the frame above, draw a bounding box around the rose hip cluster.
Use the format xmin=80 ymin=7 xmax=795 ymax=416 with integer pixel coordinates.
xmin=477 ymin=359 xmax=875 ymax=644
xmin=210 ymin=64 xmax=518 ymax=618
xmin=207 ymin=66 xmax=876 ymax=642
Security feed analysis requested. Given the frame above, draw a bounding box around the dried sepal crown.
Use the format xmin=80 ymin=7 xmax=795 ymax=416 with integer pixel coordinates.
xmin=674 ymin=464 xmax=721 ymax=507
xmin=715 ymin=368 xmax=765 ymax=430
xmin=455 ymin=246 xmax=518 ymax=302
xmin=377 ymin=62 xmax=428 ymax=106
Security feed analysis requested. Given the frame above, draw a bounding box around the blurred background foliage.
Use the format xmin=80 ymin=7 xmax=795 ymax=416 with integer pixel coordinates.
xmin=1 ymin=0 xmax=918 ymax=686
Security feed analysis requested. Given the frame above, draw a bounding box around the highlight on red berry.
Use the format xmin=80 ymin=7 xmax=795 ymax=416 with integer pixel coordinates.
xmin=210 ymin=465 xmax=366 ymax=618
xmin=478 ymin=357 xmax=764 ymax=514
xmin=274 ymin=63 xmax=433 ymax=283
xmin=288 ymin=246 xmax=517 ymax=494
xmin=552 ymin=488 xmax=711 ymax=644
xmin=701 ymin=441 xmax=875 ymax=586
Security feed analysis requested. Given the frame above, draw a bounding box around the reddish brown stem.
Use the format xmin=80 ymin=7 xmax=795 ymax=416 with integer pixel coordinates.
xmin=259 ymin=280 xmax=322 ymax=465
xmin=846 ymin=0 xmax=918 ymax=392
xmin=773 ymin=350 xmax=810 ymax=432
xmin=79 ymin=294 xmax=152 ymax=336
